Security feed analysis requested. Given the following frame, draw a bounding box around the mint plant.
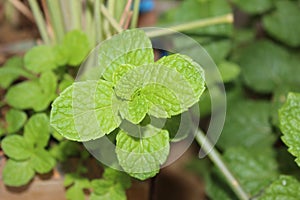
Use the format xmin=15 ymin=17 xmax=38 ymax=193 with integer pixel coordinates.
xmin=50 ymin=29 xmax=205 ymax=180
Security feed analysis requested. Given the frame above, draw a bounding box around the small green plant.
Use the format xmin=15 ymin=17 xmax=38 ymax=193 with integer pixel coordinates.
xmin=50 ymin=29 xmax=205 ymax=180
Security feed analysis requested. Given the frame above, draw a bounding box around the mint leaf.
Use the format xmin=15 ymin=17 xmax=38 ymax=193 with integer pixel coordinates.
xmin=5 ymin=71 xmax=57 ymax=111
xmin=58 ymin=74 xmax=74 ymax=92
xmin=232 ymin=0 xmax=273 ymax=14
xmin=218 ymin=100 xmax=274 ymax=150
xmin=1 ymin=135 xmax=32 ymax=160
xmin=279 ymin=92 xmax=300 ymax=166
xmin=66 ymin=183 xmax=86 ymax=200
xmin=102 ymin=168 xmax=131 ymax=189
xmin=24 ymin=113 xmax=50 ymax=148
xmin=50 ymin=80 xmax=120 ymax=141
xmin=263 ymin=1 xmax=300 ymax=47
xmin=30 ymin=148 xmax=56 ymax=173
xmin=91 ymin=179 xmax=126 ymax=200
xmin=116 ymin=127 xmax=169 ymax=180
xmin=218 ymin=61 xmax=240 ymax=83
xmin=2 ymin=159 xmax=35 ymax=186
xmin=99 ymin=29 xmax=154 ymax=82
xmin=237 ymin=40 xmax=291 ymax=93
xmin=6 ymin=109 xmax=27 ymax=134
xmin=223 ymin=147 xmax=278 ymax=195
xmin=258 ymin=175 xmax=300 ymax=200
xmin=0 ymin=57 xmax=33 ymax=89
xmin=24 ymin=45 xmax=58 ymax=73
xmin=64 ymin=174 xmax=90 ymax=200
xmin=61 ymin=30 xmax=90 ymax=66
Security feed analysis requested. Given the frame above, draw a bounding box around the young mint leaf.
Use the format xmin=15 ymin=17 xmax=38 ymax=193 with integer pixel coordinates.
xmin=91 ymin=179 xmax=127 ymax=200
xmin=279 ymin=92 xmax=300 ymax=167
xmin=99 ymin=29 xmax=154 ymax=82
xmin=258 ymin=175 xmax=300 ymax=200
xmin=50 ymin=80 xmax=120 ymax=141
xmin=5 ymin=71 xmax=57 ymax=111
xmin=66 ymin=182 xmax=88 ymax=200
xmin=232 ymin=0 xmax=273 ymax=14
xmin=1 ymin=135 xmax=33 ymax=160
xmin=24 ymin=45 xmax=58 ymax=73
xmin=64 ymin=174 xmax=90 ymax=200
xmin=61 ymin=30 xmax=90 ymax=66
xmin=0 ymin=57 xmax=33 ymax=89
xmin=116 ymin=127 xmax=169 ymax=180
xmin=24 ymin=113 xmax=50 ymax=148
xmin=6 ymin=109 xmax=27 ymax=134
xmin=223 ymin=147 xmax=278 ymax=195
xmin=30 ymin=148 xmax=56 ymax=174
xmin=157 ymin=54 xmax=205 ymax=99
xmin=237 ymin=40 xmax=291 ymax=93
xmin=217 ymin=100 xmax=274 ymax=150
xmin=2 ymin=159 xmax=35 ymax=187
xmin=263 ymin=1 xmax=300 ymax=47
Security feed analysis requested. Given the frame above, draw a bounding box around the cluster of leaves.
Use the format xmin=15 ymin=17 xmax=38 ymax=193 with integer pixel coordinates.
xmin=50 ymin=29 xmax=205 ymax=181
xmin=160 ymin=0 xmax=300 ymax=199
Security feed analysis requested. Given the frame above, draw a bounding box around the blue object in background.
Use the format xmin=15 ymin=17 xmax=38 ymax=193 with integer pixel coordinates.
xmin=139 ymin=0 xmax=155 ymax=13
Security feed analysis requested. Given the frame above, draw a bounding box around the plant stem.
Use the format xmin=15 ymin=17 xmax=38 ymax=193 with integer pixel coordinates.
xmin=46 ymin=0 xmax=65 ymax=43
xmin=28 ymin=0 xmax=51 ymax=44
xmin=195 ymin=129 xmax=250 ymax=200
xmin=146 ymin=13 xmax=233 ymax=38
xmin=100 ymin=4 xmax=123 ymax=33
xmin=131 ymin=0 xmax=140 ymax=29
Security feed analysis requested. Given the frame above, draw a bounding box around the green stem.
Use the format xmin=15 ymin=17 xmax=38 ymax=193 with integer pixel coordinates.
xmin=130 ymin=0 xmax=140 ymax=29
xmin=28 ymin=0 xmax=51 ymax=44
xmin=195 ymin=129 xmax=250 ymax=200
xmin=46 ymin=0 xmax=65 ymax=43
xmin=146 ymin=13 xmax=233 ymax=38
xmin=100 ymin=4 xmax=123 ymax=33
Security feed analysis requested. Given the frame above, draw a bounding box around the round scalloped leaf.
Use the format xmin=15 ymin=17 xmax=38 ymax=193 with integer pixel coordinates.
xmin=1 ymin=135 xmax=33 ymax=160
xmin=2 ymin=159 xmax=35 ymax=187
xmin=279 ymin=92 xmax=300 ymax=167
xmin=30 ymin=148 xmax=56 ymax=174
xmin=116 ymin=127 xmax=169 ymax=180
xmin=50 ymin=80 xmax=121 ymax=141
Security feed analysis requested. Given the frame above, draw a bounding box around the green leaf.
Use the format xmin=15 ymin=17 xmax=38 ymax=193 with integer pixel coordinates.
xmin=263 ymin=1 xmax=300 ymax=47
xmin=2 ymin=159 xmax=35 ymax=186
xmin=0 ymin=57 xmax=33 ymax=89
xmin=279 ymin=92 xmax=300 ymax=167
xmin=50 ymin=80 xmax=120 ymax=141
xmin=258 ymin=175 xmax=300 ymax=200
xmin=165 ymin=0 xmax=232 ymax=36
xmin=218 ymin=61 xmax=240 ymax=83
xmin=116 ymin=127 xmax=170 ymax=180
xmin=103 ymin=168 xmax=131 ymax=189
xmin=99 ymin=29 xmax=154 ymax=82
xmin=217 ymin=100 xmax=274 ymax=150
xmin=61 ymin=30 xmax=90 ymax=66
xmin=58 ymin=74 xmax=74 ymax=92
xmin=30 ymin=148 xmax=56 ymax=173
xmin=237 ymin=40 xmax=291 ymax=93
xmin=232 ymin=0 xmax=273 ymax=14
xmin=91 ymin=179 xmax=127 ymax=200
xmin=24 ymin=113 xmax=50 ymax=148
xmin=6 ymin=109 xmax=27 ymax=134
xmin=66 ymin=183 xmax=86 ymax=200
xmin=1 ymin=135 xmax=33 ymax=160
xmin=5 ymin=71 xmax=57 ymax=111
xmin=202 ymin=39 xmax=232 ymax=64
xmin=24 ymin=45 xmax=58 ymax=73
xmin=115 ymin=62 xmax=204 ymax=120
xmin=223 ymin=147 xmax=278 ymax=195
